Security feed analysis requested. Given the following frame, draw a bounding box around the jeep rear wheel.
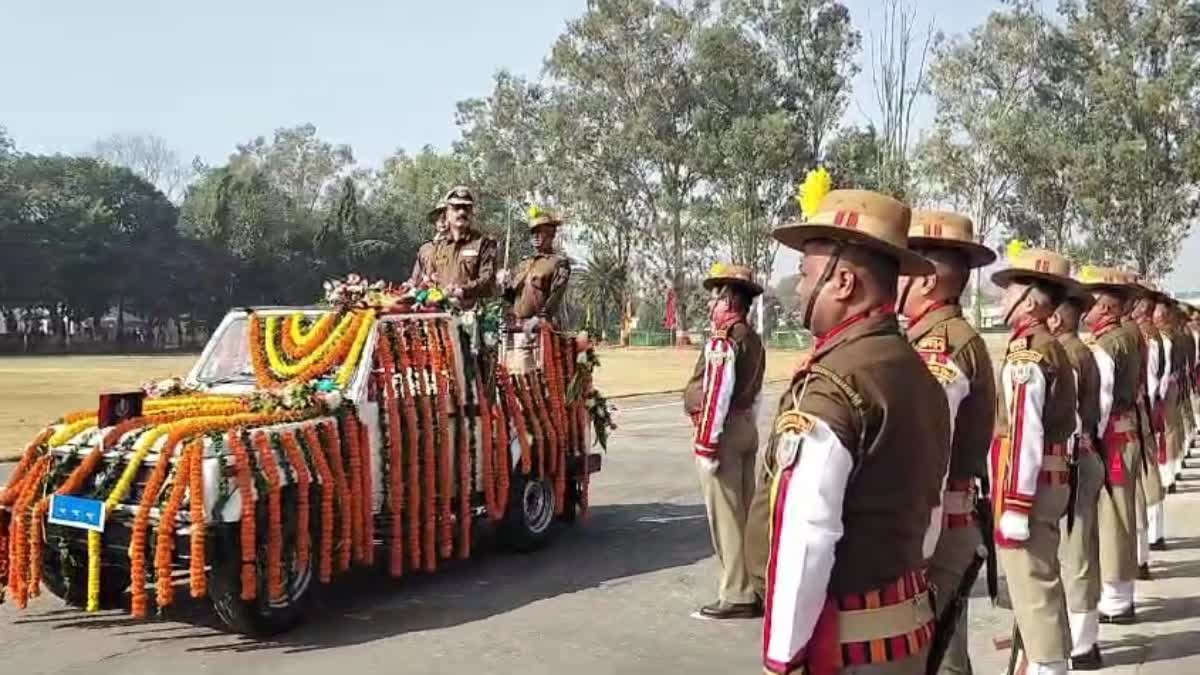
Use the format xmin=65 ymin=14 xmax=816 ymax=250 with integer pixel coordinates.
xmin=500 ymin=472 xmax=556 ymax=552
xmin=41 ymin=544 xmax=130 ymax=609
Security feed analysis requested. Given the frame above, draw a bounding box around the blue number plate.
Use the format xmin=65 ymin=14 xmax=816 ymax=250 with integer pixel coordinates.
xmin=47 ymin=495 xmax=106 ymax=533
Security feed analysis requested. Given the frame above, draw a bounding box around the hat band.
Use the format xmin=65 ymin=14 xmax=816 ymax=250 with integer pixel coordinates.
xmin=811 ymin=209 xmax=903 ymax=247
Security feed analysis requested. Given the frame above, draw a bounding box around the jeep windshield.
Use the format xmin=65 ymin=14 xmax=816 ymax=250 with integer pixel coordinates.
xmin=192 ymin=315 xmax=255 ymax=385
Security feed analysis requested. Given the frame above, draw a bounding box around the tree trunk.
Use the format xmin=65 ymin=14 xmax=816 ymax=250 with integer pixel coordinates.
xmin=116 ymin=296 xmax=126 ymax=349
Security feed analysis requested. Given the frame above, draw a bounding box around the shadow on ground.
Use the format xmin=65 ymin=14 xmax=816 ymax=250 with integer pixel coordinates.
xmin=11 ymin=502 xmax=711 ymax=654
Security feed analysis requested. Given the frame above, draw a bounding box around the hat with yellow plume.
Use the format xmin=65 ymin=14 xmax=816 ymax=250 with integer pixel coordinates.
xmin=526 ymin=204 xmax=564 ymax=230
xmin=990 ymin=240 xmax=1078 ymax=292
xmin=704 ymin=262 xmax=763 ymax=297
xmin=772 ymin=167 xmax=933 ymax=276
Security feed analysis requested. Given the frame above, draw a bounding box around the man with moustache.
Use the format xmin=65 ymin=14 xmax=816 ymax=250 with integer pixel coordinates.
xmin=430 ymin=185 xmax=498 ymax=309
xmin=896 ymin=210 xmax=996 ymax=675
xmin=761 ymin=188 xmax=949 ymax=675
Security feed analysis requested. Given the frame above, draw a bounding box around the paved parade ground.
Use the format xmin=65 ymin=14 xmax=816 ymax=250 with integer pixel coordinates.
xmin=4 ymin=384 xmax=1200 ymax=674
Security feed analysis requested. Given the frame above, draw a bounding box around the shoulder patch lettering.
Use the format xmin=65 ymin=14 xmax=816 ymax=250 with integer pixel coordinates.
xmin=1008 ymin=336 xmax=1032 ymax=353
xmin=773 ymin=411 xmax=816 ymax=470
xmin=1006 ymin=349 xmax=1044 ymax=364
xmin=917 ymin=335 xmax=948 ymax=354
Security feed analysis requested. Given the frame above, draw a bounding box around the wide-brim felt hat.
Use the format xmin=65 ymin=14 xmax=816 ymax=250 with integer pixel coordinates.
xmin=772 ymin=189 xmax=933 ymax=276
xmin=907 ymin=210 xmax=996 ymax=268
xmin=527 ymin=210 xmax=564 ymax=230
xmin=990 ymin=247 xmax=1080 ymax=293
xmin=1076 ymin=265 xmax=1134 ymax=297
xmin=703 ymin=263 xmax=764 ymax=297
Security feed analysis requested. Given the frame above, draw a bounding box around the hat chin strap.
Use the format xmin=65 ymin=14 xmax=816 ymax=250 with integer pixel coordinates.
xmin=802 ymin=242 xmax=846 ymax=332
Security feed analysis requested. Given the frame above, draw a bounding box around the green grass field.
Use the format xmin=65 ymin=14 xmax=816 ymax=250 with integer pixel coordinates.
xmin=0 ymin=348 xmax=812 ymax=461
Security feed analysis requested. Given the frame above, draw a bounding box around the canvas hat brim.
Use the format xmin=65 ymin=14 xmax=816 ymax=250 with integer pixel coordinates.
xmin=427 ymin=204 xmax=447 ymax=222
xmin=773 ymin=224 xmax=934 ymax=277
xmin=528 ymin=216 xmax=563 ymax=230
xmin=703 ymin=276 xmax=764 ymax=297
xmin=991 ymin=267 xmax=1080 ymax=293
xmin=1079 ymin=282 xmax=1133 ymax=298
xmin=906 ymin=237 xmax=997 ymax=269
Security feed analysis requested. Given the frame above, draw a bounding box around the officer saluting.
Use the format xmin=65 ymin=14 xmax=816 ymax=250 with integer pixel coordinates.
xmin=897 ymin=210 xmax=997 ymax=675
xmin=762 ymin=185 xmax=950 ymax=675
xmin=989 ymin=244 xmax=1078 ymax=675
xmin=682 ymin=263 xmax=766 ymax=620
xmin=1050 ymin=272 xmax=1104 ymax=670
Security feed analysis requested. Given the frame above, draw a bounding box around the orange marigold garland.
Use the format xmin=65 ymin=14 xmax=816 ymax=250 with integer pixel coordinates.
xmin=227 ymin=430 xmax=257 ymax=600
xmin=394 ymin=324 xmax=423 ymax=570
xmin=248 ymin=314 xmax=280 ymax=390
xmin=497 ymin=366 xmax=532 ymax=475
xmin=188 ymin=437 xmax=207 ymax=599
xmin=130 ymin=428 xmax=189 ymax=617
xmin=429 ymin=323 xmax=454 ymax=560
xmin=301 ymin=424 xmax=335 ymax=583
xmin=280 ymin=314 xmax=304 ymax=360
xmin=0 ymin=428 xmax=52 ymax=507
xmin=290 ymin=312 xmax=337 ymax=351
xmin=516 ymin=374 xmax=545 ymax=479
xmin=26 ymin=488 xmax=51 ymax=601
xmin=493 ymin=382 xmax=512 ymax=518
xmin=252 ymin=430 xmax=285 ymax=602
xmin=155 ymin=440 xmax=199 ymax=609
xmin=376 ymin=331 xmax=405 ymax=577
xmin=439 ymin=322 xmax=472 ymax=559
xmin=280 ymin=430 xmax=313 ymax=572
xmin=409 ymin=324 xmax=438 ymax=572
xmin=8 ymin=455 xmax=50 ymax=609
xmin=321 ymin=420 xmax=353 ymax=573
xmin=343 ymin=412 xmax=365 ymax=565
xmin=476 ymin=373 xmax=499 ymax=521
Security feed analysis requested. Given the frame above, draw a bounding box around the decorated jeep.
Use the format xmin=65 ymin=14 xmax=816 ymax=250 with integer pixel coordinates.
xmin=0 ymin=277 xmax=611 ymax=635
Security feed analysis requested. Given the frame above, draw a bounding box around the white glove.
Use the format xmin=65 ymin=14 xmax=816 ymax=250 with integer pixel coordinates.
xmin=999 ymin=511 xmax=1030 ymax=542
xmin=695 ymin=455 xmax=719 ymax=474
xmin=496 ymin=268 xmax=510 ymax=285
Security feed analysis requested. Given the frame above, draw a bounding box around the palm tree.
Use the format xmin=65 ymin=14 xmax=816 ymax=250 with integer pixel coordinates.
xmin=573 ymin=251 xmax=626 ymax=342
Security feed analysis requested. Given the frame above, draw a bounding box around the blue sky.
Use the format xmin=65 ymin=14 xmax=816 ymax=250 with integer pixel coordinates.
xmin=5 ymin=0 xmax=1196 ymax=290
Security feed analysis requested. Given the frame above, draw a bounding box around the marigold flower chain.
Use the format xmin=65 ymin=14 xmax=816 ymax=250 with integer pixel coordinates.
xmin=376 ymin=331 xmax=405 ymax=577
xmin=393 ymin=324 xmax=423 ymax=569
xmin=187 ymin=438 xmax=208 ymax=599
xmin=280 ymin=430 xmax=313 ymax=572
xmin=226 ymin=430 xmax=258 ymax=600
xmin=439 ymin=322 xmax=472 ymax=559
xmin=155 ymin=441 xmax=198 ymax=610
xmin=429 ymin=323 xmax=454 ymax=560
xmin=302 ymin=424 xmax=335 ymax=583
xmin=252 ymin=430 xmax=285 ymax=602
xmin=320 ymin=419 xmax=353 ymax=573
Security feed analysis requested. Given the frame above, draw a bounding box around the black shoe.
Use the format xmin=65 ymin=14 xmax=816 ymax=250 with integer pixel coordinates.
xmin=1169 ymin=483 xmax=1179 ymax=494
xmin=1138 ymin=563 xmax=1153 ymax=581
xmin=1151 ymin=539 xmax=1168 ymax=552
xmin=699 ymin=600 xmax=763 ymax=619
xmin=1071 ymin=644 xmax=1103 ymax=671
xmin=1100 ymin=607 xmax=1136 ymax=624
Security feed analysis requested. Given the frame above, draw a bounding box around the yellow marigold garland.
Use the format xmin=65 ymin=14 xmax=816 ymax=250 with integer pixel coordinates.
xmin=336 ymin=310 xmax=377 ymax=388
xmin=289 ymin=312 xmax=336 ymax=350
xmin=263 ymin=312 xmax=357 ymax=379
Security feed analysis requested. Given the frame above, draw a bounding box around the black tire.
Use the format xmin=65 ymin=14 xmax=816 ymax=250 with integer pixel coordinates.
xmin=208 ymin=491 xmax=316 ymax=637
xmin=41 ymin=543 xmax=130 ymax=609
xmin=500 ymin=472 xmax=557 ymax=552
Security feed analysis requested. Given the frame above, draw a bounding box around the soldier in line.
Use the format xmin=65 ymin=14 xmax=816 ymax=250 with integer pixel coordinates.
xmin=989 ymin=246 xmax=1078 ymax=675
xmin=1169 ymin=302 xmax=1194 ymax=488
xmin=409 ymin=200 xmax=448 ymax=285
xmin=682 ymin=263 xmax=766 ymax=620
xmin=501 ymin=207 xmax=573 ymax=330
xmin=761 ymin=189 xmax=950 ymax=675
xmin=1091 ymin=272 xmax=1149 ymax=625
xmin=1148 ymin=295 xmax=1182 ymax=549
xmin=1049 ymin=278 xmax=1104 ymax=670
xmin=429 ymin=186 xmax=498 ymax=309
xmin=897 ymin=210 xmax=997 ymax=675
xmin=1130 ymin=282 xmax=1166 ymax=580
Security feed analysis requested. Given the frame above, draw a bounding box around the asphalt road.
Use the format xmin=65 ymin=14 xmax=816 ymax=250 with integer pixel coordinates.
xmin=0 ymin=388 xmax=769 ymax=675
xmin=4 ymin=385 xmax=1200 ymax=674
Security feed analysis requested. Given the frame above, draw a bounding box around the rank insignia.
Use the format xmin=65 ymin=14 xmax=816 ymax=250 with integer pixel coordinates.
xmin=926 ymin=362 xmax=958 ymax=385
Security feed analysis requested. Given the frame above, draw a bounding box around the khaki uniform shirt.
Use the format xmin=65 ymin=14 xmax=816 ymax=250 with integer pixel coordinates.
xmin=906 ymin=303 xmax=996 ymax=481
xmin=1059 ymin=332 xmax=1102 ymax=439
xmin=408 ymin=235 xmax=444 ymax=285
xmin=507 ymin=252 xmax=572 ymax=321
xmin=430 ymin=228 xmax=498 ymax=309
